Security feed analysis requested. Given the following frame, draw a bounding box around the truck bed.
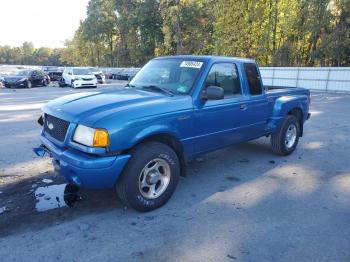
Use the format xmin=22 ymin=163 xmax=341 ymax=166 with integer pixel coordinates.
xmin=265 ymin=85 xmax=309 ymax=97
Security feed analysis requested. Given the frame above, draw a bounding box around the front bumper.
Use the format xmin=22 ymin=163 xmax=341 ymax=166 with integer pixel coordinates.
xmin=40 ymin=134 xmax=131 ymax=189
xmin=4 ymin=81 xmax=26 ymax=88
xmin=72 ymin=79 xmax=97 ymax=88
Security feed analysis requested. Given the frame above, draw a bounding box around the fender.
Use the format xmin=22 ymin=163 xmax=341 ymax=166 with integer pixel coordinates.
xmin=131 ymin=125 xmax=183 ymax=147
xmin=266 ymin=95 xmax=308 ymax=132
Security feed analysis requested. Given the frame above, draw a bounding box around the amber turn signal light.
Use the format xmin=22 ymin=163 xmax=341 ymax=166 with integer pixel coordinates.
xmin=93 ymin=129 xmax=109 ymax=147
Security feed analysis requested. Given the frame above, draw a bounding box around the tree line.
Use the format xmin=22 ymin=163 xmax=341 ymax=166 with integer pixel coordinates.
xmin=0 ymin=42 xmax=66 ymax=66
xmin=1 ymin=0 xmax=349 ymax=67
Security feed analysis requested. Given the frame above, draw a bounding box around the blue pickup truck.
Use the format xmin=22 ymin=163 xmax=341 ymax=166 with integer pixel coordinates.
xmin=37 ymin=56 xmax=311 ymax=211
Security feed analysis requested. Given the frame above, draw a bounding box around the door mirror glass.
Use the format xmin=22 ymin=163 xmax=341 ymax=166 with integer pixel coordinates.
xmin=202 ymin=86 xmax=224 ymax=100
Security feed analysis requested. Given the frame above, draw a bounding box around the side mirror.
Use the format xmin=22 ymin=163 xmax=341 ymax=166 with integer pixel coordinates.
xmin=68 ymin=72 xmax=72 ymax=75
xmin=202 ymin=86 xmax=224 ymax=100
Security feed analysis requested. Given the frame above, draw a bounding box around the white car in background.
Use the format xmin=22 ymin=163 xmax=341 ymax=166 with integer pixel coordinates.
xmin=61 ymin=67 xmax=98 ymax=88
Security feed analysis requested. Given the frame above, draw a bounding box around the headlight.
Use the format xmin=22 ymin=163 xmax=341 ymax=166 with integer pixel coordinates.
xmin=18 ymin=78 xmax=27 ymax=82
xmin=73 ymin=77 xmax=82 ymax=81
xmin=73 ymin=125 xmax=109 ymax=147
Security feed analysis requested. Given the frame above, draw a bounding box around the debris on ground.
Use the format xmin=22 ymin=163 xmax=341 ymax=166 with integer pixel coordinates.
xmin=42 ymin=178 xmax=53 ymax=184
xmin=227 ymin=254 xmax=237 ymax=260
xmin=78 ymin=223 xmax=90 ymax=231
xmin=0 ymin=206 xmax=7 ymax=214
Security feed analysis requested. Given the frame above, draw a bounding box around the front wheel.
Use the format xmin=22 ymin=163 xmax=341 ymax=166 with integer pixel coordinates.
xmin=271 ymin=115 xmax=300 ymax=156
xmin=116 ymin=142 xmax=180 ymax=212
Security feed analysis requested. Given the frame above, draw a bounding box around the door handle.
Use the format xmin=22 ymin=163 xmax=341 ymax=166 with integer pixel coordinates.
xmin=240 ymin=104 xmax=247 ymax=110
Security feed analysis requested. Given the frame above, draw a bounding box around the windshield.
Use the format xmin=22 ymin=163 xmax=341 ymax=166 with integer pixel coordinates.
xmin=73 ymin=68 xmax=92 ymax=75
xmin=88 ymin=67 xmax=99 ymax=73
xmin=129 ymin=59 xmax=204 ymax=94
xmin=14 ymin=70 xmax=31 ymax=76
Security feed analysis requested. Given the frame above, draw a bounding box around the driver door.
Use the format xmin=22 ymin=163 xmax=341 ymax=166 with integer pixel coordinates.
xmin=194 ymin=63 xmax=247 ymax=153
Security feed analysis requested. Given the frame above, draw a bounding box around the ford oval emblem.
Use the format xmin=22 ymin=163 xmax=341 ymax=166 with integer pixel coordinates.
xmin=47 ymin=122 xmax=54 ymax=130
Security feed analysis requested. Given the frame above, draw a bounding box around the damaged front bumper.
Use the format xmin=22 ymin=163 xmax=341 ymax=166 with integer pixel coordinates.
xmin=34 ymin=134 xmax=131 ymax=189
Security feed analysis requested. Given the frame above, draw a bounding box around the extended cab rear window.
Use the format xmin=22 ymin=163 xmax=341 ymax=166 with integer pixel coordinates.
xmin=244 ymin=63 xmax=262 ymax=95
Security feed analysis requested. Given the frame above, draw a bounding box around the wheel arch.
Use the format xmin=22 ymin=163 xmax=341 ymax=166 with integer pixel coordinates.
xmin=130 ymin=132 xmax=187 ymax=177
xmin=287 ymin=107 xmax=303 ymax=136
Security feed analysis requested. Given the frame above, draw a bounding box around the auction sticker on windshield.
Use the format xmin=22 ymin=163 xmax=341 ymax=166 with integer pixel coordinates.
xmin=180 ymin=61 xmax=203 ymax=68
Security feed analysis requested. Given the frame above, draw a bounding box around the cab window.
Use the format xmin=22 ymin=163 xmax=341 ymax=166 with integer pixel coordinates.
xmin=244 ymin=63 xmax=262 ymax=95
xmin=205 ymin=63 xmax=241 ymax=98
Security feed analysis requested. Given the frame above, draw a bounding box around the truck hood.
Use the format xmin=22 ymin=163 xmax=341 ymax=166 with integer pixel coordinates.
xmin=42 ymin=88 xmax=193 ymax=126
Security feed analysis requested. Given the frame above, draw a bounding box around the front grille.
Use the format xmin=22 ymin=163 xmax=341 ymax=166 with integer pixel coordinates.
xmin=82 ymin=78 xmax=93 ymax=81
xmin=44 ymin=114 xmax=70 ymax=142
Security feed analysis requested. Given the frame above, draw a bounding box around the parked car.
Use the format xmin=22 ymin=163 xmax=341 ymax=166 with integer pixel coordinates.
xmin=3 ymin=69 xmax=48 ymax=88
xmin=88 ymin=67 xmax=106 ymax=84
xmin=60 ymin=67 xmax=97 ymax=88
xmin=36 ymin=55 xmax=311 ymax=212
xmin=42 ymin=66 xmax=63 ymax=82
xmin=112 ymin=68 xmax=126 ymax=80
xmin=127 ymin=68 xmax=140 ymax=80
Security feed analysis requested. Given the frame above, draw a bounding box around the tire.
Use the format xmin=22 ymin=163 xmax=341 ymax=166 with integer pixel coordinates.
xmin=116 ymin=142 xmax=180 ymax=212
xmin=26 ymin=80 xmax=32 ymax=88
xmin=271 ymin=115 xmax=300 ymax=156
xmin=42 ymin=80 xmax=47 ymax=87
xmin=71 ymin=81 xmax=75 ymax=88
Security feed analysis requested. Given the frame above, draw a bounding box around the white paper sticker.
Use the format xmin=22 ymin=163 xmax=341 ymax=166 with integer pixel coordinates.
xmin=180 ymin=61 xmax=203 ymax=69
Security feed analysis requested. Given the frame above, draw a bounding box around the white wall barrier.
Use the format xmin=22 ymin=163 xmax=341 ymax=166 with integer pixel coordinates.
xmin=260 ymin=67 xmax=350 ymax=92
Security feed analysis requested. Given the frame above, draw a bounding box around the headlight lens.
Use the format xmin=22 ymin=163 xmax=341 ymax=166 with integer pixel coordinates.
xmin=18 ymin=78 xmax=27 ymax=82
xmin=73 ymin=125 xmax=109 ymax=147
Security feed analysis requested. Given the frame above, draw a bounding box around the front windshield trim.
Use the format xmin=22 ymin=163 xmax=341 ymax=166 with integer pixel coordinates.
xmin=129 ymin=58 xmax=207 ymax=96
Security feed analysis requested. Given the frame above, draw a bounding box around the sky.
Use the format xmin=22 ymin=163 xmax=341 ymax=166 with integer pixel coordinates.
xmin=0 ymin=0 xmax=90 ymax=48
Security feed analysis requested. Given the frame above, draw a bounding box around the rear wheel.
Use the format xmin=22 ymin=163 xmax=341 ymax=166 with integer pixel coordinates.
xmin=271 ymin=115 xmax=300 ymax=156
xmin=116 ymin=142 xmax=180 ymax=212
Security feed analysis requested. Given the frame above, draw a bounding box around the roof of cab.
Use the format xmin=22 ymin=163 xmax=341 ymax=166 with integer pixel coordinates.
xmin=154 ymin=55 xmax=256 ymax=64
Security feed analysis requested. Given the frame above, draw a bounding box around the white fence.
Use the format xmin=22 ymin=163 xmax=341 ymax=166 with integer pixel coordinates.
xmin=260 ymin=67 xmax=350 ymax=92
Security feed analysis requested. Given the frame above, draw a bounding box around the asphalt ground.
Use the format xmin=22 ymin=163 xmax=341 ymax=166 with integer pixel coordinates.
xmin=0 ymin=84 xmax=349 ymax=262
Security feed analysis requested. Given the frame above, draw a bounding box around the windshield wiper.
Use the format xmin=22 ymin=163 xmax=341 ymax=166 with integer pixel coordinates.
xmin=141 ymin=85 xmax=175 ymax=96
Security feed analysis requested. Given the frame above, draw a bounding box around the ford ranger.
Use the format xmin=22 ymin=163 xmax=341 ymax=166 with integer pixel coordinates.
xmin=36 ymin=56 xmax=311 ymax=211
